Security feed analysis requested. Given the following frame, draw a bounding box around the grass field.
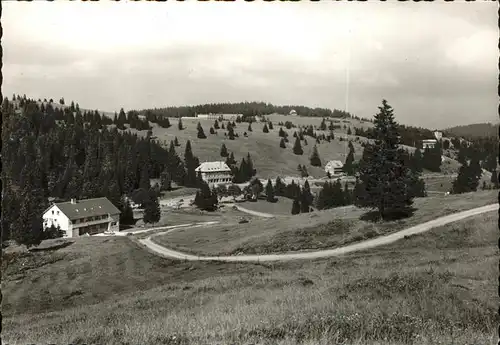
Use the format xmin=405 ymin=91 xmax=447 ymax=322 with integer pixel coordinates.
xmin=3 ymin=207 xmax=497 ymax=344
xmin=238 ymin=196 xmax=295 ymax=216
xmin=153 ymin=190 xmax=498 ymax=256
xmin=133 ymin=205 xmax=252 ymax=230
xmin=116 ymin=115 xmax=463 ymax=182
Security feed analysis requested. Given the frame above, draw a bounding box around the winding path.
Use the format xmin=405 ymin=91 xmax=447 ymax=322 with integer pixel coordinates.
xmin=138 ymin=203 xmax=498 ymax=262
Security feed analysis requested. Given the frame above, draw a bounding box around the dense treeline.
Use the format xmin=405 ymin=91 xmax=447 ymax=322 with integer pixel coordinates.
xmin=134 ymin=101 xmax=352 ymax=119
xmin=1 ymin=95 xmax=202 ymax=246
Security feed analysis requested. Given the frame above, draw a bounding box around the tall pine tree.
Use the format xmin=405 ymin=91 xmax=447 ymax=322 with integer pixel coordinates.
xmin=354 ymin=100 xmax=415 ymax=219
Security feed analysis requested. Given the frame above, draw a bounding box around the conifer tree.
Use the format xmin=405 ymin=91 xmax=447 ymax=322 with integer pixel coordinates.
xmin=280 ymin=138 xmax=286 ymax=148
xmin=228 ymin=125 xmax=235 ymax=140
xmin=160 ymin=168 xmax=172 ymax=191
xmin=354 ymin=100 xmax=415 ymax=219
xmin=310 ymin=145 xmax=322 ymax=167
xmin=293 ymin=136 xmax=303 ymax=155
xmin=263 ymin=123 xmax=269 ymax=133
xmin=210 ymin=127 xmax=215 ymax=135
xmin=344 ymin=142 xmax=356 ymax=175
xmin=197 ymin=122 xmax=207 ymax=139
xmin=320 ymin=118 xmax=327 ymax=131
xmin=120 ymin=198 xmax=135 ymax=225
xmin=178 ymin=118 xmax=184 ymax=130
xmin=291 ymin=197 xmax=301 ymax=215
xmin=214 ymin=119 xmax=220 ymax=129
xmin=143 ymin=189 xmax=161 ymax=225
xmin=275 ymin=176 xmax=286 ymax=196
xmin=265 ymin=179 xmax=276 ymax=202
xmin=174 ymin=137 xmax=180 ymax=146
xmin=220 ymin=143 xmax=229 ymax=157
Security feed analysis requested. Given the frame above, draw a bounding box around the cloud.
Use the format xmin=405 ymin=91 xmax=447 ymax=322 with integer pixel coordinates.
xmin=2 ymin=1 xmax=498 ymax=128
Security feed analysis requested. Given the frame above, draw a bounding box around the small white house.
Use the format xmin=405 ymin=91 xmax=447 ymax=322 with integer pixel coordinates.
xmin=289 ymin=109 xmax=298 ymax=116
xmin=195 ymin=161 xmax=233 ymax=186
xmin=42 ymin=197 xmax=121 ymax=238
xmin=325 ymin=160 xmax=344 ymax=177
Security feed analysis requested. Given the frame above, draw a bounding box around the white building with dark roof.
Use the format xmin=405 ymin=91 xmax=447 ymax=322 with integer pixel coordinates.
xmin=195 ymin=161 xmax=233 ymax=186
xmin=42 ymin=197 xmax=121 ymax=237
xmin=325 ymin=160 xmax=344 ymax=177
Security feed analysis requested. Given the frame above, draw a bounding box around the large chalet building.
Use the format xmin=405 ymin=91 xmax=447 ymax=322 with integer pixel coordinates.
xmin=195 ymin=161 xmax=233 ymax=186
xmin=43 ymin=197 xmax=121 ymax=237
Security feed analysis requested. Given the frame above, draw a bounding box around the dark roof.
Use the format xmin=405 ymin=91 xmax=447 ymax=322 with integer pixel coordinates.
xmin=53 ymin=197 xmax=121 ymax=220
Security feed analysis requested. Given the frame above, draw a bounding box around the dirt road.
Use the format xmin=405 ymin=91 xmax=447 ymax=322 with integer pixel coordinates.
xmin=138 ymin=203 xmax=497 ymax=262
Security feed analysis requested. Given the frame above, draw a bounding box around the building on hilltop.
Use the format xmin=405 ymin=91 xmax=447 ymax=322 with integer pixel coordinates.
xmin=42 ymin=197 xmax=121 ymax=237
xmin=289 ymin=109 xmax=297 ymax=116
xmin=195 ymin=161 xmax=233 ymax=186
xmin=324 ymin=160 xmax=344 ymax=177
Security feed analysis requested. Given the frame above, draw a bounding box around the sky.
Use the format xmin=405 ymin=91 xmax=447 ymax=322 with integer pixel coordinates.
xmin=3 ymin=1 xmax=498 ymax=129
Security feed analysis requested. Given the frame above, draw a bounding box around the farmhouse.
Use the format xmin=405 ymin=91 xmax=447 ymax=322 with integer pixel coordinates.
xmin=42 ymin=197 xmax=121 ymax=238
xmin=195 ymin=161 xmax=233 ymax=186
xmin=325 ymin=160 xmax=344 ymax=177
xmin=422 ymin=139 xmax=437 ymax=149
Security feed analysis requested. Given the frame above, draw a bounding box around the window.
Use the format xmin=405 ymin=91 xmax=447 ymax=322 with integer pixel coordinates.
xmin=52 ymin=210 xmax=54 ymax=215
xmin=56 ymin=211 xmax=59 ymax=215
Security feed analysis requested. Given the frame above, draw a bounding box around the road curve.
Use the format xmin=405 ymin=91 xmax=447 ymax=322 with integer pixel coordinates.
xmin=138 ymin=203 xmax=498 ymax=262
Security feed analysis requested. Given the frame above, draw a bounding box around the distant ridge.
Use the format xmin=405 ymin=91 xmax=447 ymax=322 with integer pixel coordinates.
xmin=444 ymin=122 xmax=498 ymax=139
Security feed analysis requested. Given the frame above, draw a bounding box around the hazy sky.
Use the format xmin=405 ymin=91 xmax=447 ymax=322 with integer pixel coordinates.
xmin=3 ymin=1 xmax=498 ymax=129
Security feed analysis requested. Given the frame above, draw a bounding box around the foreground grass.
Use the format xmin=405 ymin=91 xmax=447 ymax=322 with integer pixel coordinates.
xmin=3 ymin=210 xmax=497 ymax=344
xmin=153 ymin=190 xmax=498 ymax=256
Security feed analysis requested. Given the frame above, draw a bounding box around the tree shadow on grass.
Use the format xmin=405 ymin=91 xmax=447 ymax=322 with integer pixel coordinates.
xmin=359 ymin=207 xmax=417 ymax=222
xmin=29 ymin=241 xmax=74 ymax=252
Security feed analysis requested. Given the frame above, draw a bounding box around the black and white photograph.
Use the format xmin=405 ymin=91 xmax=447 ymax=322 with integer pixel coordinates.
xmin=1 ymin=1 xmax=498 ymax=344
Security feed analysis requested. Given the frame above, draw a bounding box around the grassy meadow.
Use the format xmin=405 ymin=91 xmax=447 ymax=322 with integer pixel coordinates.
xmin=3 ymin=207 xmax=497 ymax=345
xmin=153 ymin=190 xmax=497 ymax=256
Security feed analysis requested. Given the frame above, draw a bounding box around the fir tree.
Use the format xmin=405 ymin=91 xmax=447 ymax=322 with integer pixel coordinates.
xmin=197 ymin=122 xmax=207 ymax=139
xmin=174 ymin=137 xmax=180 ymax=146
xmin=344 ymin=142 xmax=356 ymax=175
xmin=120 ymin=198 xmax=135 ymax=225
xmin=263 ymin=123 xmax=269 ymax=133
xmin=214 ymin=119 xmax=220 ymax=129
xmin=354 ymin=100 xmax=415 ymax=219
xmin=160 ymin=168 xmax=172 ymax=191
xmin=291 ymin=197 xmax=301 ymax=215
xmin=293 ymin=137 xmax=303 ymax=155
xmin=310 ymin=145 xmax=322 ymax=167
xmin=280 ymin=138 xmax=286 ymax=148
xmin=143 ymin=189 xmax=161 ymax=225
xmin=178 ymin=118 xmax=184 ymax=130
xmin=265 ymin=179 xmax=276 ymax=202
xmin=220 ymin=143 xmax=229 ymax=157
xmin=268 ymin=121 xmax=274 ymax=130
xmin=275 ymin=176 xmax=286 ymax=196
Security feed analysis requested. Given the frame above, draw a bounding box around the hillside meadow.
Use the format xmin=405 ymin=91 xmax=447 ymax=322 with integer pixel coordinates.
xmin=3 ymin=205 xmax=497 ymax=345
xmin=153 ymin=189 xmax=497 ymax=257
